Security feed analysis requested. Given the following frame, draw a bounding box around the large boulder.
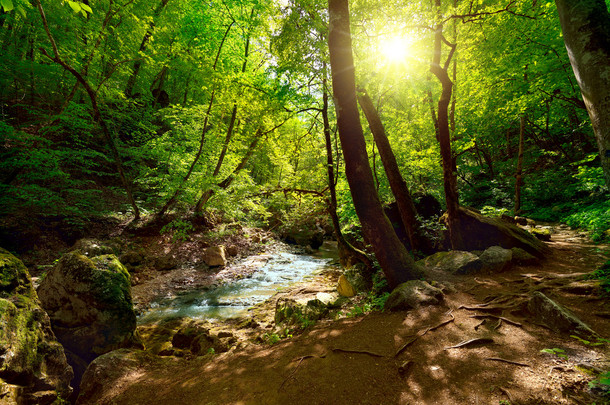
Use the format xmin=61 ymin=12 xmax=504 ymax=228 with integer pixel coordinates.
xmin=419 ymin=251 xmax=482 ymax=275
xmin=528 ymin=291 xmax=597 ymax=337
xmin=76 ymin=349 xmax=157 ymax=405
xmin=0 ymin=248 xmax=73 ymax=404
xmin=443 ymin=207 xmax=547 ymax=257
xmin=479 ymin=246 xmax=513 ymax=273
xmin=37 ymin=252 xmax=142 ymax=393
xmin=384 ymin=280 xmax=444 ymax=311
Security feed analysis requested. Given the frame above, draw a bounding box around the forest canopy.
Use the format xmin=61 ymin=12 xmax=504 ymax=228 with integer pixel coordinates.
xmin=0 ymin=0 xmax=609 ymax=252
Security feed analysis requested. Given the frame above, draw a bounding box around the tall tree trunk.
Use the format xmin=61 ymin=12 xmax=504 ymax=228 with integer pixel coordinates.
xmin=322 ymin=75 xmax=371 ymax=268
xmin=328 ymin=0 xmax=422 ymax=289
xmin=124 ymin=0 xmax=170 ymax=97
xmin=555 ymin=0 xmax=610 ymax=189
xmin=514 ymin=115 xmax=525 ymax=214
xmin=429 ymin=0 xmax=462 ymax=249
xmin=35 ymin=0 xmax=140 ymax=219
xmin=357 ymin=89 xmax=427 ymax=254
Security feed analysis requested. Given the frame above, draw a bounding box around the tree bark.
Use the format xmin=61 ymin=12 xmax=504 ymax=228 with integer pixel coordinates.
xmin=514 ymin=115 xmax=525 ymax=214
xmin=357 ymin=89 xmax=427 ymax=254
xmin=429 ymin=1 xmax=462 ymax=249
xmin=327 ymin=0 xmax=422 ymax=289
xmin=322 ymin=75 xmax=371 ymax=269
xmin=555 ymin=0 xmax=610 ymax=189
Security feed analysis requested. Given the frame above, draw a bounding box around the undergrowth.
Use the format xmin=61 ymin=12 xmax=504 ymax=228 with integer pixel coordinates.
xmin=587 ymin=260 xmax=610 ymax=296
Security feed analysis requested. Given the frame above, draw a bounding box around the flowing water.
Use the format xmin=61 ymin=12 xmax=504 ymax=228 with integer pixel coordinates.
xmin=137 ymin=242 xmax=339 ymax=324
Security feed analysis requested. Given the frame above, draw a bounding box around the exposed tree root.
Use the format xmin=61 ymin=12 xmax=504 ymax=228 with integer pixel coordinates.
xmin=485 ymin=357 xmax=530 ymax=367
xmin=444 ymin=337 xmax=494 ymax=350
xmin=395 ymin=311 xmax=455 ymax=358
xmin=331 ymin=347 xmax=385 ymax=358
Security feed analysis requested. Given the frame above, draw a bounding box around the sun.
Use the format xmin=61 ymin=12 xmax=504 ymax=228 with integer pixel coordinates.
xmin=380 ymin=35 xmax=412 ymax=64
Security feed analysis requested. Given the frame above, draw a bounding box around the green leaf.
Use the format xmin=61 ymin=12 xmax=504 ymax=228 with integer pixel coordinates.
xmin=67 ymin=1 xmax=81 ymax=13
xmin=1 ymin=0 xmax=14 ymax=12
xmin=80 ymin=3 xmax=92 ymax=13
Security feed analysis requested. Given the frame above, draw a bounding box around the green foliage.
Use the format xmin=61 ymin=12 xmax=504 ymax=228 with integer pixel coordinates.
xmin=587 ymin=260 xmax=610 ymax=296
xmin=480 ymin=206 xmax=510 ymax=217
xmin=540 ymin=347 xmax=568 ymax=360
xmin=564 ymin=200 xmax=610 ymax=242
xmin=160 ymin=219 xmax=194 ymax=242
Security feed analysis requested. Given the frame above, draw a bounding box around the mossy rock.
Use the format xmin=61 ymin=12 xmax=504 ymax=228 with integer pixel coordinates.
xmin=0 ymin=249 xmax=73 ymax=403
xmin=530 ymin=228 xmax=552 ymax=241
xmin=442 ymin=207 xmax=547 ymax=257
xmin=37 ymin=252 xmax=141 ymax=363
xmin=0 ymin=248 xmax=35 ymax=299
xmin=419 ymin=251 xmax=482 ymax=275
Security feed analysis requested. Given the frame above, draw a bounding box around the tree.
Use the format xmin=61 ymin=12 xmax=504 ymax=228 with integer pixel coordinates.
xmin=328 ymin=0 xmax=422 ymax=288
xmin=555 ymin=0 xmax=610 ymax=190
xmin=357 ymin=88 xmax=428 ymax=254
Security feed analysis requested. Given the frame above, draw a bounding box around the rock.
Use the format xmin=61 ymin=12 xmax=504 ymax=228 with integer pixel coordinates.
xmin=153 ymin=255 xmax=177 ymax=271
xmin=0 ymin=248 xmax=73 ymax=404
xmin=531 ymin=228 xmax=552 ymax=241
xmin=514 ymin=216 xmax=528 ymax=226
xmin=202 ymin=246 xmax=227 ymax=267
xmin=315 ymin=292 xmax=338 ymax=306
xmin=274 ymin=297 xmax=329 ymax=325
xmin=479 ymin=246 xmax=513 ymax=273
xmin=119 ymin=250 xmax=144 ymax=266
xmin=384 ymin=280 xmax=444 ymax=312
xmin=71 ymin=238 xmax=115 ymax=256
xmin=343 ymin=263 xmax=371 ymax=293
xmin=413 ymin=193 xmax=443 ymax=220
xmin=510 ymin=247 xmax=539 ymax=266
xmin=420 ymin=251 xmax=482 ymax=275
xmin=37 ymin=252 xmax=141 ymax=391
xmin=337 ymin=275 xmax=356 ymax=297
xmin=442 ymin=207 xmax=547 ymax=256
xmin=77 ymin=349 xmax=158 ymax=405
xmin=225 ymin=245 xmax=239 ymax=257
xmin=527 ymin=291 xmax=597 ymax=337
xmin=283 ymin=227 xmax=324 ymax=250
xmin=171 ymin=324 xmax=209 ymax=350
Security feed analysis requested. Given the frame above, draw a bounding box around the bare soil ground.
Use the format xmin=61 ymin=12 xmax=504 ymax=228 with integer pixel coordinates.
xmin=83 ymin=227 xmax=609 ymax=405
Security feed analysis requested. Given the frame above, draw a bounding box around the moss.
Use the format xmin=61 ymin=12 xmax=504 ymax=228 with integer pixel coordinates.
xmin=0 ymin=248 xmax=34 ymax=299
xmin=0 ymin=297 xmax=44 ymax=382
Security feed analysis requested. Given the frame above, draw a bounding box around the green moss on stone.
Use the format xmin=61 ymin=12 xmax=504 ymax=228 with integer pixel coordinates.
xmin=0 ymin=248 xmax=34 ymax=299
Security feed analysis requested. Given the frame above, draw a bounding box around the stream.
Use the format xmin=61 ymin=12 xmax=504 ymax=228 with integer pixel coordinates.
xmin=137 ymin=242 xmax=339 ymax=324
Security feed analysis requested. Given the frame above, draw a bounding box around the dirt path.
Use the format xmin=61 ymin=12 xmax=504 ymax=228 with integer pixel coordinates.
xmin=78 ymin=227 xmax=610 ymax=405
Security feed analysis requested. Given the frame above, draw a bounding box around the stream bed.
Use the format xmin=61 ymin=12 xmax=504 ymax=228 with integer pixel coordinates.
xmin=137 ymin=242 xmax=339 ymax=324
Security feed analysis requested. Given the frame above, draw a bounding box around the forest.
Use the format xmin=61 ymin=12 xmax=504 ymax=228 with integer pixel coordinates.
xmin=1 ymin=0 xmax=610 ymax=404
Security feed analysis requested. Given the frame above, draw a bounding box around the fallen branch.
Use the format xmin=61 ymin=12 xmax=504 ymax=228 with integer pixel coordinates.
xmin=485 ymin=357 xmax=530 ymax=367
xmin=444 ymin=337 xmax=494 ymax=350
